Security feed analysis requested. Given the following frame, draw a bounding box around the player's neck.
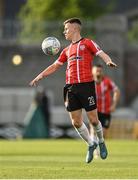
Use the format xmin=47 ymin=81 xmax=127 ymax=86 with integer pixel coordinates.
xmin=71 ymin=34 xmax=82 ymax=43
xmin=96 ymin=76 xmax=103 ymax=83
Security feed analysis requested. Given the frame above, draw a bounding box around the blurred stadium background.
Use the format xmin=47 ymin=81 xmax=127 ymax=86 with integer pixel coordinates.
xmin=0 ymin=0 xmax=138 ymax=140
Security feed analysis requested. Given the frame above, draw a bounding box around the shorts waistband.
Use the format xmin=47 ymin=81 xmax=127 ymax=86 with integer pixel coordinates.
xmin=66 ymin=81 xmax=94 ymax=86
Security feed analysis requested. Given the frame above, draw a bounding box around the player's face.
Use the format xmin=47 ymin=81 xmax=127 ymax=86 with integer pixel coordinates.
xmin=92 ymin=67 xmax=103 ymax=81
xmin=63 ymin=23 xmax=76 ymax=41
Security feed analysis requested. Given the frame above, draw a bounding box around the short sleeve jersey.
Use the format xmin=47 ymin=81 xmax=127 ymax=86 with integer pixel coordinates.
xmin=55 ymin=38 xmax=102 ymax=84
xmin=95 ymin=76 xmax=118 ymax=114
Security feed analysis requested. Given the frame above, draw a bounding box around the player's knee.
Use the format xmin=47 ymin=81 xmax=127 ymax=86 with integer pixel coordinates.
xmin=89 ymin=117 xmax=99 ymax=126
xmin=71 ymin=119 xmax=82 ymax=128
xmin=92 ymin=121 xmax=99 ymax=127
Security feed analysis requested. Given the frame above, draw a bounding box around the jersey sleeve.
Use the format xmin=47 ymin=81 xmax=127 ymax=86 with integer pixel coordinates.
xmin=55 ymin=49 xmax=67 ymax=65
xmin=86 ymin=39 xmax=103 ymax=56
xmin=108 ymin=78 xmax=118 ymax=91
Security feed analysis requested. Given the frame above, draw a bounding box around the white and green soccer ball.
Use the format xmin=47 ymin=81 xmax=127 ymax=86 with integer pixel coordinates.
xmin=41 ymin=37 xmax=61 ymax=56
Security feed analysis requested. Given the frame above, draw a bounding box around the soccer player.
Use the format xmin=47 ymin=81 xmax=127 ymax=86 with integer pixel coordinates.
xmin=90 ymin=64 xmax=120 ymax=138
xmin=30 ymin=18 xmax=117 ymax=163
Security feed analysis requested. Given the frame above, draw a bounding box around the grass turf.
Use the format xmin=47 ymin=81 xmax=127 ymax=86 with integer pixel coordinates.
xmin=0 ymin=139 xmax=138 ymax=179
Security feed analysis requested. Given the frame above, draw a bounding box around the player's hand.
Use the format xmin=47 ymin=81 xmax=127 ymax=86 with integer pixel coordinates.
xmin=29 ymin=74 xmax=43 ymax=86
xmin=106 ymin=61 xmax=117 ymax=67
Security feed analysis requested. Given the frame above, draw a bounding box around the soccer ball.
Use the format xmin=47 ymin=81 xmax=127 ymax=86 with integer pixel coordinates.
xmin=41 ymin=37 xmax=61 ymax=56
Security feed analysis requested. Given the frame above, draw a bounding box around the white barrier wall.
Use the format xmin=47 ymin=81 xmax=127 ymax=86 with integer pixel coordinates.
xmin=0 ymin=88 xmax=137 ymax=139
xmin=0 ymin=88 xmax=35 ymax=124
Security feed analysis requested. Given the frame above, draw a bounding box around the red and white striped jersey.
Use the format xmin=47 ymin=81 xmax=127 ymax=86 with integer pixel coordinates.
xmin=55 ymin=38 xmax=102 ymax=84
xmin=95 ymin=76 xmax=118 ymax=114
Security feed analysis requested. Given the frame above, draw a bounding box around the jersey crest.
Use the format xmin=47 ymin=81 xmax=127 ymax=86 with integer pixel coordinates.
xmin=79 ymin=44 xmax=85 ymax=50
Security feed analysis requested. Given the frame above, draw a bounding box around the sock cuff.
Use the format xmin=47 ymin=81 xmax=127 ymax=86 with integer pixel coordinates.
xmin=77 ymin=123 xmax=87 ymax=131
xmin=94 ymin=121 xmax=102 ymax=131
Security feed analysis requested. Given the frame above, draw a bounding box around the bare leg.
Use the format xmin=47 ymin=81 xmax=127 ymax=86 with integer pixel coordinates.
xmin=86 ymin=109 xmax=108 ymax=160
xmin=87 ymin=109 xmax=104 ymax=143
xmin=103 ymin=128 xmax=108 ymax=138
xmin=69 ymin=109 xmax=94 ymax=146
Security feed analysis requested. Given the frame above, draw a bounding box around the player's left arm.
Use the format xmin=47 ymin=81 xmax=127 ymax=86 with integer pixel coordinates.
xmin=110 ymin=86 xmax=120 ymax=112
xmin=98 ymin=51 xmax=117 ymax=67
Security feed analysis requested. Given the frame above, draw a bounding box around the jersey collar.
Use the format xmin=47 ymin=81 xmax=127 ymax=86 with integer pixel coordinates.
xmin=72 ymin=38 xmax=84 ymax=44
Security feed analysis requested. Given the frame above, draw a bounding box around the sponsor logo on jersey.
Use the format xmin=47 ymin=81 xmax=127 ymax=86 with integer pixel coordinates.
xmin=68 ymin=56 xmax=82 ymax=61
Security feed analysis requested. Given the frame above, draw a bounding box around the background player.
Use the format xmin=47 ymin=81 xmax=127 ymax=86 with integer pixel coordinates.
xmin=30 ymin=18 xmax=117 ymax=163
xmin=90 ymin=64 xmax=120 ymax=138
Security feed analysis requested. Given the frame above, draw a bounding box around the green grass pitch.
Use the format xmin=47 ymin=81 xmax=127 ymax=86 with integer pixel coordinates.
xmin=0 ymin=139 xmax=138 ymax=179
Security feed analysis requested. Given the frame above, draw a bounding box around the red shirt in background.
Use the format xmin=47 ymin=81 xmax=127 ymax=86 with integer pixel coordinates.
xmin=95 ymin=76 xmax=118 ymax=114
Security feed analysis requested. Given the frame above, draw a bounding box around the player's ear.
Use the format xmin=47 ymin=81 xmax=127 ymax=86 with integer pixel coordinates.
xmin=74 ymin=24 xmax=81 ymax=31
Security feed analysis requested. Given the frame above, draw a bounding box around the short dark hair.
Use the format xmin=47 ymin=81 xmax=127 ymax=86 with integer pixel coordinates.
xmin=64 ymin=18 xmax=82 ymax=25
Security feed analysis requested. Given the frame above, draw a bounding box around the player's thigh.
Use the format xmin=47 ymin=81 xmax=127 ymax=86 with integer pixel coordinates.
xmin=69 ymin=109 xmax=83 ymax=127
xmin=86 ymin=109 xmax=99 ymax=125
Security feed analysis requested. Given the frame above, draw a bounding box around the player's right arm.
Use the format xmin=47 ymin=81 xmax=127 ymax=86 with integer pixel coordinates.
xmin=29 ymin=62 xmax=61 ymax=86
xmin=29 ymin=48 xmax=67 ymax=86
xmin=109 ymin=80 xmax=120 ymax=112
